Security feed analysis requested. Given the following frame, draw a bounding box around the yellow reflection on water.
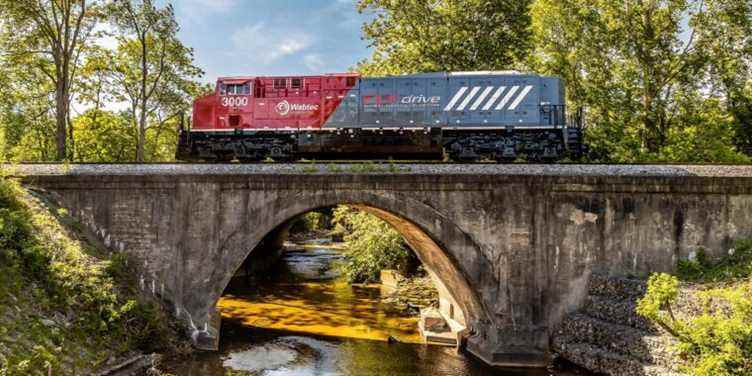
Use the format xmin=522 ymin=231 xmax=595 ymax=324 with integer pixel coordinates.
xmin=218 ymin=280 xmax=423 ymax=344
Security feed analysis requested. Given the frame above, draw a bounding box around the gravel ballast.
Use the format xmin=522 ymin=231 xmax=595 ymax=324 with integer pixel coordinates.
xmin=5 ymin=163 xmax=752 ymax=178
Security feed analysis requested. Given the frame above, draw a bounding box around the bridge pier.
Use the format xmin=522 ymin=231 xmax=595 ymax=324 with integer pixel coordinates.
xmin=13 ymin=164 xmax=752 ymax=368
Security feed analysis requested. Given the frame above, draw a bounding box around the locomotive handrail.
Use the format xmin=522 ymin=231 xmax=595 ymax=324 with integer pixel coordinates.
xmin=569 ymin=107 xmax=586 ymax=129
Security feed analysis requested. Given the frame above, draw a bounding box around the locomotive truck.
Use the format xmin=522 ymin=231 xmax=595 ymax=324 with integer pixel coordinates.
xmin=177 ymin=71 xmax=585 ymax=162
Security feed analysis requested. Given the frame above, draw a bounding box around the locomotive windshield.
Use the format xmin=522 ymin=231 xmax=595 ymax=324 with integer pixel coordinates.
xmin=219 ymin=82 xmax=251 ymax=96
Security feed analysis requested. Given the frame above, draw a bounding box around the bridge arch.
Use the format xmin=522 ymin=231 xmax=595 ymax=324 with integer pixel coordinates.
xmin=205 ymin=189 xmax=495 ymax=349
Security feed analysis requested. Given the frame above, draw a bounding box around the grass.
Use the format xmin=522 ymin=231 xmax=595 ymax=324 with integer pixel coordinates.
xmin=345 ymin=161 xmax=411 ymax=173
xmin=0 ymin=175 xmax=185 ymax=375
xmin=326 ymin=164 xmax=343 ymax=173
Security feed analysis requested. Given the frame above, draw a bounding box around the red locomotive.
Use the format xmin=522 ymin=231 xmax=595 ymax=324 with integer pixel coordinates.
xmin=177 ymin=72 xmax=584 ymax=161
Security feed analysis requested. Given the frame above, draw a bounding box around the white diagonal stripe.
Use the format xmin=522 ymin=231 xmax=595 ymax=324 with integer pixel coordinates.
xmin=456 ymin=86 xmax=481 ymax=111
xmin=508 ymin=85 xmax=534 ymax=110
xmin=443 ymin=86 xmax=468 ymax=111
xmin=483 ymin=86 xmax=506 ymax=110
xmin=495 ymin=86 xmax=519 ymax=110
xmin=470 ymin=86 xmax=494 ymax=111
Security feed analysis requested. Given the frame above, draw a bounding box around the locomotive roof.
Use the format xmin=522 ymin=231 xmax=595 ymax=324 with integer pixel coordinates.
xmin=217 ymin=73 xmax=358 ymax=82
xmin=216 ymin=71 xmax=550 ymax=82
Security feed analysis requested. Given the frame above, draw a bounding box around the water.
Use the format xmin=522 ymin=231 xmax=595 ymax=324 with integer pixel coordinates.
xmin=164 ymin=241 xmax=583 ymax=376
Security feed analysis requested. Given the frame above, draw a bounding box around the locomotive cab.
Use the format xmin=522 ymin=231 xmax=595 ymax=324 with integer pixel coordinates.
xmin=217 ymin=78 xmax=253 ymax=128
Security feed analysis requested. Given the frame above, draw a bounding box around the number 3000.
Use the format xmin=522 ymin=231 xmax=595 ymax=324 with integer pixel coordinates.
xmin=222 ymin=97 xmax=248 ymax=107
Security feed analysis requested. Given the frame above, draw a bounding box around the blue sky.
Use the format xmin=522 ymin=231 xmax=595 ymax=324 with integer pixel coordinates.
xmin=169 ymin=0 xmax=374 ymax=82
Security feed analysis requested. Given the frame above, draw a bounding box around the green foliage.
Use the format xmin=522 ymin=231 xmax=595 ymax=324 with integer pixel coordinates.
xmin=531 ymin=0 xmax=752 ymax=163
xmin=0 ymin=0 xmax=204 ymax=163
xmin=301 ymin=165 xmax=320 ymax=173
xmin=72 ymin=110 xmax=136 ymax=162
xmin=344 ymin=161 xmax=411 ymax=173
xmin=0 ymin=176 xmax=180 ymax=374
xmin=289 ymin=211 xmax=331 ymax=234
xmin=326 ymin=164 xmax=343 ymax=173
xmin=0 ymin=0 xmax=101 ymax=160
xmin=636 ymin=273 xmax=682 ymax=336
xmin=332 ymin=206 xmax=416 ymax=283
xmin=347 ymin=162 xmax=386 ymax=173
xmin=678 ymin=240 xmax=752 ymax=283
xmin=0 ymin=46 xmax=58 ymax=162
xmin=107 ymin=0 xmax=204 ymax=162
xmin=693 ymin=0 xmax=752 ymax=154
xmin=356 ymin=0 xmax=533 ymax=75
xmin=637 ymin=240 xmax=752 ymax=375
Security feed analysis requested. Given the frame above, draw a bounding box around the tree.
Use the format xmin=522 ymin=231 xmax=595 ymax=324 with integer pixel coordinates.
xmin=76 ymin=46 xmax=116 ymax=122
xmin=0 ymin=0 xmax=100 ymax=160
xmin=693 ymin=0 xmax=752 ymax=155
xmin=0 ymin=39 xmax=58 ymax=161
xmin=531 ymin=0 xmax=750 ymax=162
xmin=108 ymin=0 xmax=203 ymax=162
xmin=355 ymin=0 xmax=533 ymax=75
xmin=72 ymin=109 xmax=135 ymax=162
xmin=331 ymin=206 xmax=417 ymax=283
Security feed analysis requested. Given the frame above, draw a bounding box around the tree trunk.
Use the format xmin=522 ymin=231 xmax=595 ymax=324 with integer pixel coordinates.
xmin=55 ymin=80 xmax=68 ymax=161
xmin=68 ymin=107 xmax=74 ymax=161
xmin=137 ymin=34 xmax=148 ymax=162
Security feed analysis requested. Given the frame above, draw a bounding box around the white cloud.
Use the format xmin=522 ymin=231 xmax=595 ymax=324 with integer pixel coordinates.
xmin=230 ymin=23 xmax=314 ymax=65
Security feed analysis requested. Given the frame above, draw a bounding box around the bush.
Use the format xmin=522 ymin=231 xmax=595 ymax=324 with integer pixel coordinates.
xmin=331 ymin=206 xmax=417 ymax=283
xmin=678 ymin=240 xmax=752 ymax=282
xmin=637 ymin=239 xmax=752 ymax=376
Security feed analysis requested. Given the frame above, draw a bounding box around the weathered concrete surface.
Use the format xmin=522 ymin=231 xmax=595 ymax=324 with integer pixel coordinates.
xmin=8 ymin=164 xmax=752 ymax=368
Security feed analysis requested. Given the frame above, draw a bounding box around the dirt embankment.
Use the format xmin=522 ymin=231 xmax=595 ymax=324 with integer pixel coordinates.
xmin=0 ymin=179 xmax=188 ymax=376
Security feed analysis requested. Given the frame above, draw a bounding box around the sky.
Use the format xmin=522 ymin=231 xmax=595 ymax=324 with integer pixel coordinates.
xmin=168 ymin=0 xmax=374 ymax=82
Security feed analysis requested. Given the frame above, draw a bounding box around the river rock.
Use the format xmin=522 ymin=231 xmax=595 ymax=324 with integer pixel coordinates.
xmin=420 ymin=307 xmax=449 ymax=333
xmin=552 ymin=273 xmax=685 ymax=376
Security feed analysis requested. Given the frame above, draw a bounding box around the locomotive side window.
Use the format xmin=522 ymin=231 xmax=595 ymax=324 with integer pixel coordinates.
xmin=219 ymin=83 xmax=227 ymax=95
xmin=273 ymin=78 xmax=287 ymax=89
xmin=346 ymin=77 xmax=357 ymax=86
xmin=291 ymin=78 xmax=302 ymax=89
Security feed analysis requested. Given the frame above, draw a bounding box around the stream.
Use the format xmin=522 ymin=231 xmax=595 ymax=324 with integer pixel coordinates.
xmin=163 ymin=240 xmax=581 ymax=375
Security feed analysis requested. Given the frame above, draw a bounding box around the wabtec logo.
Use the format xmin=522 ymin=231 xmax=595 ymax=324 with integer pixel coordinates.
xmin=275 ymin=100 xmax=319 ymax=116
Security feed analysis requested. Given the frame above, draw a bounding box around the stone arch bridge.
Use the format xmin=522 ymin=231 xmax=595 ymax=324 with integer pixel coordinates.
xmin=11 ymin=164 xmax=752 ymax=368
